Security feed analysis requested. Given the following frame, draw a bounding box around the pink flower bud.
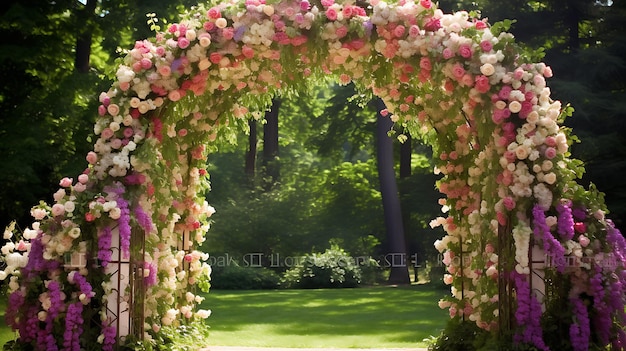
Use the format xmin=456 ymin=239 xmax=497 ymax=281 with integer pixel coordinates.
xmin=59 ymin=177 xmax=73 ymax=188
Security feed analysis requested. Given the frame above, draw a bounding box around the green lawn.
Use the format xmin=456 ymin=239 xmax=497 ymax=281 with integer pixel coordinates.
xmin=0 ymin=284 xmax=449 ymax=349
xmin=0 ymin=293 xmax=16 ymax=347
xmin=200 ymin=284 xmax=449 ymax=349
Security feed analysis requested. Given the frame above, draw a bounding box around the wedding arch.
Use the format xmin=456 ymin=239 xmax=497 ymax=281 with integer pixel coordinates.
xmin=2 ymin=0 xmax=625 ymax=350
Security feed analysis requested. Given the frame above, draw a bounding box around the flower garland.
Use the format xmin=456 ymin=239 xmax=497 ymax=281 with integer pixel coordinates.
xmin=0 ymin=0 xmax=624 ymax=349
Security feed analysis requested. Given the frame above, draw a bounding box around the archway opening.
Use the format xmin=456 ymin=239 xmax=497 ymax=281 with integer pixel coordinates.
xmin=1 ymin=0 xmax=625 ymax=350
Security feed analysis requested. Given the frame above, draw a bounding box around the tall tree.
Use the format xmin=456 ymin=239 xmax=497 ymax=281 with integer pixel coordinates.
xmin=375 ymin=99 xmax=410 ymax=284
xmin=262 ymin=98 xmax=281 ymax=190
xmin=245 ymin=120 xmax=258 ymax=182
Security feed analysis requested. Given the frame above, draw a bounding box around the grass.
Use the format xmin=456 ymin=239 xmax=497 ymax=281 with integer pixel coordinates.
xmin=0 ymin=293 xmax=16 ymax=347
xmin=0 ymin=283 xmax=449 ymax=349
xmin=200 ymin=284 xmax=449 ymax=349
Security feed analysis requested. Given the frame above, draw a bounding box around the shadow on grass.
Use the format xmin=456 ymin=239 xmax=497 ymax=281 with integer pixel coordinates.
xmin=202 ymin=284 xmax=449 ymax=346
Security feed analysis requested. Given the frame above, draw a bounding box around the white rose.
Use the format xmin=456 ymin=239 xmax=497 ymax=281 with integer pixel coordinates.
xmin=480 ymin=63 xmax=495 ymax=76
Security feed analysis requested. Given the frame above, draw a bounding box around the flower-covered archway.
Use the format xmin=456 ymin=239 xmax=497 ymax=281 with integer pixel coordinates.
xmin=2 ymin=0 xmax=625 ymax=350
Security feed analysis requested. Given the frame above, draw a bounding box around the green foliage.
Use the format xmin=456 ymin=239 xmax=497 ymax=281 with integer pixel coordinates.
xmin=211 ymin=265 xmax=280 ymax=290
xmin=427 ymin=318 xmax=493 ymax=351
xmin=281 ymin=245 xmax=362 ymax=288
xmin=203 ymin=153 xmax=385 ymax=259
xmin=121 ymin=322 xmax=211 ymax=351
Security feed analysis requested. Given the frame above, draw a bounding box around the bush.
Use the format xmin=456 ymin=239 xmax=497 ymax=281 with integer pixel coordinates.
xmin=281 ymin=245 xmax=362 ymax=288
xmin=210 ymin=264 xmax=280 ymax=290
xmin=358 ymin=258 xmax=386 ymax=285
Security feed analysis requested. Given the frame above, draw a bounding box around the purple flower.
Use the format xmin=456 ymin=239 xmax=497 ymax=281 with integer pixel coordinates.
xmin=556 ymin=201 xmax=575 ymax=240
xmin=571 ymin=206 xmax=587 ymax=221
xmin=569 ymin=297 xmax=590 ymax=351
xmin=62 ymin=302 xmax=84 ymax=351
xmin=134 ymin=204 xmax=154 ymax=233
xmin=513 ymin=272 xmax=548 ymax=351
xmin=532 ymin=204 xmax=566 ymax=272
xmin=143 ymin=261 xmax=158 ymax=287
xmin=98 ymin=226 xmax=113 ymax=267
xmin=117 ymin=196 xmax=131 ymax=259
xmin=101 ymin=324 xmax=117 ymax=351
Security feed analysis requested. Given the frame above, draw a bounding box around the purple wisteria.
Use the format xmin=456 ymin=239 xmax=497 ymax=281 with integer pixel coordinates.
xmin=71 ymin=271 xmax=94 ymax=302
xmin=98 ymin=226 xmax=113 ymax=267
xmin=134 ymin=204 xmax=154 ymax=233
xmin=37 ymin=280 xmax=64 ymax=351
xmin=105 ymin=183 xmax=131 ymax=258
xmin=63 ymin=302 xmax=84 ymax=351
xmin=590 ymin=266 xmax=611 ymax=345
xmin=513 ymin=273 xmax=549 ymax=351
xmin=569 ymin=297 xmax=590 ymax=351
xmin=532 ymin=204 xmax=566 ymax=272
xmin=101 ymin=325 xmax=117 ymax=351
xmin=143 ymin=261 xmax=158 ymax=287
xmin=556 ymin=200 xmax=574 ymax=240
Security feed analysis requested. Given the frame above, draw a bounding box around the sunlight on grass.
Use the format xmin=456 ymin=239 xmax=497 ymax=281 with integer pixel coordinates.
xmin=201 ymin=284 xmax=449 ymax=348
xmin=0 ymin=284 xmax=449 ymax=349
xmin=0 ymin=293 xmax=17 ymax=347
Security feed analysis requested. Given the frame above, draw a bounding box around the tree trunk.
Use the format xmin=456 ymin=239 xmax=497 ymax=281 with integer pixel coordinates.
xmin=262 ymin=98 xmax=281 ymax=190
xmin=400 ymin=135 xmax=412 ymax=178
xmin=566 ymin=0 xmax=581 ymax=52
xmin=74 ymin=0 xmax=96 ymax=73
xmin=245 ymin=119 xmax=257 ymax=183
xmin=375 ymin=99 xmax=410 ymax=285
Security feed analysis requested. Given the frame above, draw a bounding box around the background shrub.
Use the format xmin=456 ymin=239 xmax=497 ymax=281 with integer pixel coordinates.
xmin=211 ymin=264 xmax=280 ymax=290
xmin=281 ymin=245 xmax=362 ymax=288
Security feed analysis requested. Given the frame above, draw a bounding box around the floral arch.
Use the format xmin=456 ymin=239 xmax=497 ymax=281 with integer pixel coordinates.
xmin=2 ymin=0 xmax=625 ymax=350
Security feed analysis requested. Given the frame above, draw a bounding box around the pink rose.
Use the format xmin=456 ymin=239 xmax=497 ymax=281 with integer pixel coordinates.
xmin=85 ymin=213 xmax=96 ymax=222
xmin=544 ymin=147 xmax=557 ymax=159
xmin=17 ymin=240 xmax=28 ymax=251
xmin=140 ymin=58 xmax=152 ymax=70
xmin=221 ymin=27 xmax=234 ymax=40
xmin=31 ymin=208 xmax=47 ymax=220
xmin=420 ymin=0 xmax=431 ymax=9
xmin=325 ymin=8 xmax=337 ymax=21
xmin=474 ymin=75 xmax=490 ymax=94
xmin=458 ymin=44 xmax=473 ymax=58
xmin=86 ymin=151 xmax=98 ymax=165
xmin=485 ymin=243 xmax=494 ymax=254
xmin=419 ymin=57 xmax=431 ymax=71
xmin=207 ymin=7 xmax=221 ymax=19
xmin=475 ymin=20 xmax=487 ymax=30
xmin=100 ymin=128 xmax=114 ymax=140
xmin=480 ymin=40 xmax=492 ymax=52
xmin=178 ymin=37 xmax=190 ymax=49
xmin=451 ymin=63 xmax=465 ymax=79
xmin=393 ymin=25 xmax=405 ymax=38
xmin=502 ymin=196 xmax=515 ymax=211
xmin=59 ymin=177 xmax=73 ymax=188
xmin=578 ymin=235 xmax=590 ymax=247
xmin=424 ymin=17 xmax=441 ymax=32
xmin=73 ymin=183 xmax=86 ymax=193
xmin=51 ymin=204 xmax=65 ymax=217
